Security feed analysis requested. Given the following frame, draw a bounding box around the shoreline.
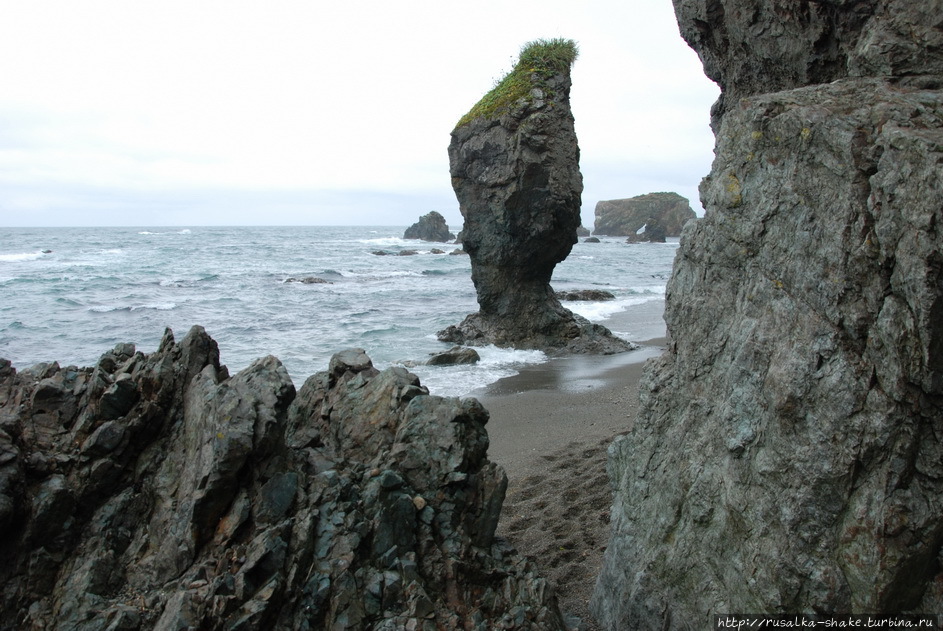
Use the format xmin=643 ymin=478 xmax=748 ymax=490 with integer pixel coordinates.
xmin=475 ymin=331 xmax=666 ymax=629
xmin=474 ymin=338 xmax=665 ymax=478
xmin=473 ymin=298 xmax=667 ymax=476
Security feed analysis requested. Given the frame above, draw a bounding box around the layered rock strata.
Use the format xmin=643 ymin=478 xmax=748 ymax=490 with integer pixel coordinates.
xmin=593 ymin=1 xmax=943 ymax=626
xmin=439 ymin=39 xmax=632 ymax=354
xmin=593 ymin=192 xmax=696 ymax=240
xmin=0 ymin=327 xmax=565 ymax=630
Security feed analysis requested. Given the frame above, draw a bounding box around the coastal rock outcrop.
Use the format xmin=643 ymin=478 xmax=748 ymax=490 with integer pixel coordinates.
xmin=403 ymin=211 xmax=455 ymax=242
xmin=592 ymin=192 xmax=695 ymax=241
xmin=438 ymin=39 xmax=632 ymax=355
xmin=593 ymin=1 xmax=943 ymax=626
xmin=0 ymin=328 xmax=565 ymax=630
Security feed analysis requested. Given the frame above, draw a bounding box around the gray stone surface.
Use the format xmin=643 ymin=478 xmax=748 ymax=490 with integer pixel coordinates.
xmin=403 ymin=211 xmax=455 ymax=242
xmin=593 ymin=1 xmax=943 ymax=627
xmin=0 ymin=328 xmax=566 ymax=630
xmin=672 ymin=0 xmax=943 ymax=129
xmin=593 ymin=192 xmax=696 ymax=240
xmin=426 ymin=346 xmax=481 ymax=366
xmin=439 ymin=41 xmax=632 ymax=355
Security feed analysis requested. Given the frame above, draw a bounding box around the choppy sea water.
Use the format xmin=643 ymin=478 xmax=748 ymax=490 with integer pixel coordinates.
xmin=0 ymin=226 xmax=677 ymax=396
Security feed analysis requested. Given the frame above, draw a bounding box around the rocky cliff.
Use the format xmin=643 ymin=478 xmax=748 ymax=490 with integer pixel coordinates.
xmin=439 ymin=39 xmax=631 ymax=354
xmin=593 ymin=192 xmax=696 ymax=241
xmin=593 ymin=0 xmax=943 ymax=626
xmin=403 ymin=211 xmax=455 ymax=242
xmin=0 ymin=327 xmax=565 ymax=630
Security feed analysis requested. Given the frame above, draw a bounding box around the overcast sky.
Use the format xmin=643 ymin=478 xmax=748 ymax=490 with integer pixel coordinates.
xmin=0 ymin=1 xmax=718 ymax=228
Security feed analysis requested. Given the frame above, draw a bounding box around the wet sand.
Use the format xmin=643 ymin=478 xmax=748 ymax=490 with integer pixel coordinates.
xmin=473 ymin=302 xmax=667 ymax=629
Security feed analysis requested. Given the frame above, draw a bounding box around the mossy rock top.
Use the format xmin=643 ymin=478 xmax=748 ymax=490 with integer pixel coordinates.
xmin=455 ymin=38 xmax=578 ymax=130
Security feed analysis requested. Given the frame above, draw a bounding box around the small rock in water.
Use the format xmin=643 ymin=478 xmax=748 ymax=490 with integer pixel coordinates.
xmin=426 ymin=346 xmax=481 ymax=366
xmin=555 ymin=289 xmax=615 ymax=301
xmin=284 ymin=276 xmax=332 ymax=284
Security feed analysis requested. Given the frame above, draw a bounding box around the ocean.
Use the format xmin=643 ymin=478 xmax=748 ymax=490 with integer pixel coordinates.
xmin=0 ymin=226 xmax=677 ymax=397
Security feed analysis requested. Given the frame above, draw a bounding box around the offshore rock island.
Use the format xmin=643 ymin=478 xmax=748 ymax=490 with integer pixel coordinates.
xmin=438 ymin=39 xmax=633 ymax=355
xmin=593 ymin=192 xmax=696 ymax=242
xmin=593 ymin=0 xmax=943 ymax=625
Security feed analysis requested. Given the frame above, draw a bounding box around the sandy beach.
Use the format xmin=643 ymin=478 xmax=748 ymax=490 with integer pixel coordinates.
xmin=473 ymin=304 xmax=667 ymax=629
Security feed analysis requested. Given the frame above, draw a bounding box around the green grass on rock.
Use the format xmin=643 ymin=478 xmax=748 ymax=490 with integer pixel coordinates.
xmin=455 ymin=38 xmax=579 ymax=129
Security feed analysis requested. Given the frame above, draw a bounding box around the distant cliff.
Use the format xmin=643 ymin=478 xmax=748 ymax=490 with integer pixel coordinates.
xmin=593 ymin=192 xmax=695 ymax=240
xmin=593 ymin=0 xmax=943 ymax=625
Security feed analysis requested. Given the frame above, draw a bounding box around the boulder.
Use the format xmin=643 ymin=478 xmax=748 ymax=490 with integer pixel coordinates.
xmin=403 ymin=211 xmax=455 ymax=242
xmin=592 ymin=1 xmax=943 ymax=626
xmin=426 ymin=346 xmax=481 ymax=366
xmin=593 ymin=192 xmax=695 ymax=239
xmin=438 ymin=38 xmax=633 ymax=355
xmin=583 ymin=237 xmax=600 ymax=243
xmin=0 ymin=329 xmax=566 ymax=629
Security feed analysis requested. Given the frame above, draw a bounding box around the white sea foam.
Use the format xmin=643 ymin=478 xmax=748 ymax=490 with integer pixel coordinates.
xmin=179 ymin=229 xmax=192 ymax=234
xmin=358 ymin=236 xmax=407 ymax=246
xmin=564 ymin=295 xmax=661 ymax=321
xmin=407 ymin=345 xmax=548 ymax=398
xmin=629 ymin=285 xmax=666 ymax=295
xmin=0 ymin=251 xmax=45 ymax=262
xmin=87 ymin=302 xmax=177 ymax=313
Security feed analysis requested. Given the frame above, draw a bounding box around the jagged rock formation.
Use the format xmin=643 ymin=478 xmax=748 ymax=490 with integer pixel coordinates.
xmin=592 ymin=1 xmax=943 ymax=625
xmin=593 ymin=192 xmax=696 ymax=241
xmin=438 ymin=39 xmax=632 ymax=355
xmin=403 ymin=211 xmax=455 ymax=242
xmin=0 ymin=327 xmax=566 ymax=630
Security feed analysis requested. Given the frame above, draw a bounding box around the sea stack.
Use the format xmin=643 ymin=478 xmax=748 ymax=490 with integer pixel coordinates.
xmin=439 ymin=39 xmax=632 ymax=354
xmin=593 ymin=0 xmax=943 ymax=625
xmin=403 ymin=210 xmax=455 ymax=242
